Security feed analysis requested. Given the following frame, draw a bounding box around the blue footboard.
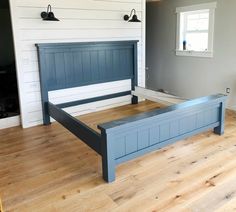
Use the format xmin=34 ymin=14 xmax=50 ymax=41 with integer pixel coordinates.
xmin=98 ymin=94 xmax=226 ymax=182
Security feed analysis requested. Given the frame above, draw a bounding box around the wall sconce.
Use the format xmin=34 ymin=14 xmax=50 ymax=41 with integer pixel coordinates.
xmin=41 ymin=4 xmax=59 ymax=21
xmin=124 ymin=9 xmax=141 ymax=22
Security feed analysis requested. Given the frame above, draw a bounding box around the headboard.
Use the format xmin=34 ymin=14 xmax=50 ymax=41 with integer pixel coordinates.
xmin=36 ymin=41 xmax=138 ymax=124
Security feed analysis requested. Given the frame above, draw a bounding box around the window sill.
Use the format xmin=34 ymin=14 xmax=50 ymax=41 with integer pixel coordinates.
xmin=175 ymin=50 xmax=213 ymax=58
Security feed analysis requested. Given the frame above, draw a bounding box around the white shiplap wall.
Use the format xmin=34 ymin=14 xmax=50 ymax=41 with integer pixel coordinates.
xmin=9 ymin=0 xmax=146 ymax=128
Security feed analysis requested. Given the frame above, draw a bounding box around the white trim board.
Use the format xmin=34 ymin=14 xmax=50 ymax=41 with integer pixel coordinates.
xmin=0 ymin=115 xmax=21 ymax=130
xmin=132 ymin=87 xmax=186 ymax=106
xmin=176 ymin=2 xmax=217 ymax=13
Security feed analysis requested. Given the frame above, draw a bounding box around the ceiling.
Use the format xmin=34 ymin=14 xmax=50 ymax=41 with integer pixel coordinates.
xmin=0 ymin=0 xmax=9 ymax=9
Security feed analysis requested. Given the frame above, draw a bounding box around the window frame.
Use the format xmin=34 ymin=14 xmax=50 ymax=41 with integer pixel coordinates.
xmin=175 ymin=2 xmax=217 ymax=58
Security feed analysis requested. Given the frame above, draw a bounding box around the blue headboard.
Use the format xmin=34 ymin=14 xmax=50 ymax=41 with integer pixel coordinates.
xmin=36 ymin=41 xmax=138 ymax=124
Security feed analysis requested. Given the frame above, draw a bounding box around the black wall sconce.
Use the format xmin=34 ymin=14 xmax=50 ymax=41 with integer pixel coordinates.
xmin=124 ymin=9 xmax=141 ymax=22
xmin=41 ymin=4 xmax=59 ymax=21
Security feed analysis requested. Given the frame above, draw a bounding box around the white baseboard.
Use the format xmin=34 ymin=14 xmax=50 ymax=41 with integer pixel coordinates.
xmin=227 ymin=105 xmax=236 ymax=111
xmin=0 ymin=115 xmax=21 ymax=130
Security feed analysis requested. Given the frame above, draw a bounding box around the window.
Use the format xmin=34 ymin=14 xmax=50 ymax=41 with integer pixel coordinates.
xmin=176 ymin=2 xmax=217 ymax=58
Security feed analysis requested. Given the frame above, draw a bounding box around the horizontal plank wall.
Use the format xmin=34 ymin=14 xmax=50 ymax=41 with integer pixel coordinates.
xmin=9 ymin=0 xmax=146 ymax=128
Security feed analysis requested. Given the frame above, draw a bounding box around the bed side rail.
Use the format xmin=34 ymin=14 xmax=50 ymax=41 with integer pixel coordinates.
xmin=48 ymin=102 xmax=102 ymax=155
xmin=132 ymin=86 xmax=187 ymax=106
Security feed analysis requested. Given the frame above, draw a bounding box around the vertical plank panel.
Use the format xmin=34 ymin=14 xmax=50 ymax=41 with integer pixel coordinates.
xmin=196 ymin=112 xmax=205 ymax=128
xmin=64 ymin=52 xmax=74 ymax=86
xmin=55 ymin=53 xmax=66 ymax=89
xmin=160 ymin=123 xmax=170 ymax=141
xmin=82 ymin=51 xmax=91 ymax=83
xmin=113 ymin=137 xmax=126 ymax=159
xmin=90 ymin=51 xmax=99 ymax=81
xmin=45 ymin=53 xmax=56 ymax=88
xmin=98 ymin=50 xmax=106 ymax=81
xmin=150 ymin=125 xmax=160 ymax=145
xmin=73 ymin=52 xmax=83 ymax=84
xmin=112 ymin=49 xmax=119 ymax=78
xmin=125 ymin=132 xmax=138 ymax=154
xmin=138 ymin=129 xmax=149 ymax=149
xmin=106 ymin=49 xmax=113 ymax=79
xmin=170 ymin=120 xmax=179 ymax=138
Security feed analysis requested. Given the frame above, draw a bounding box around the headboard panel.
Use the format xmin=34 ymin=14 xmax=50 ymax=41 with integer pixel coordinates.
xmin=36 ymin=41 xmax=138 ymax=124
xmin=36 ymin=41 xmax=138 ymax=91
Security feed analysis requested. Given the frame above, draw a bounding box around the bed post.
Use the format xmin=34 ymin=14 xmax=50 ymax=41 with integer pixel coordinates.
xmin=42 ymin=101 xmax=50 ymax=125
xmin=214 ymin=101 xmax=226 ymax=135
xmin=132 ymin=42 xmax=139 ymax=104
xmin=101 ymin=130 xmax=116 ymax=183
xmin=36 ymin=45 xmax=51 ymax=125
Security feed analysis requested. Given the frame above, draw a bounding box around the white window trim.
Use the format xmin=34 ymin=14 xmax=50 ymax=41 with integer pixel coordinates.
xmin=175 ymin=2 xmax=217 ymax=58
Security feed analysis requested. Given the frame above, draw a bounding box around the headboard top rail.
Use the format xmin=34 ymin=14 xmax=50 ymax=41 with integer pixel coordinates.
xmin=36 ymin=40 xmax=139 ymax=49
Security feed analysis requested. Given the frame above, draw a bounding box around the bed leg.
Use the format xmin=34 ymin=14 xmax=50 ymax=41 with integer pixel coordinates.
xmin=214 ymin=125 xmax=224 ymax=135
xmin=43 ymin=102 xmax=51 ymax=125
xmin=132 ymin=95 xmax=138 ymax=104
xmin=214 ymin=102 xmax=225 ymax=135
xmin=214 ymin=121 xmax=224 ymax=135
xmin=101 ymin=132 xmax=116 ymax=183
xmin=102 ymin=157 xmax=115 ymax=183
xmin=43 ymin=116 xmax=51 ymax=125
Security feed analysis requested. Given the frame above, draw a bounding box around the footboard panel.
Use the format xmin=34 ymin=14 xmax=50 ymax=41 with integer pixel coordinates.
xmin=112 ymin=105 xmax=220 ymax=163
xmin=99 ymin=94 xmax=226 ymax=182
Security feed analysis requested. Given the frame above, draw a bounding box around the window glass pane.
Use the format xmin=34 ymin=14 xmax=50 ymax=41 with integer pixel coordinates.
xmin=198 ymin=18 xmax=209 ymax=30
xmin=199 ymin=13 xmax=209 ymax=19
xmin=186 ymin=11 xmax=209 ymax=31
xmin=185 ymin=32 xmax=208 ymax=51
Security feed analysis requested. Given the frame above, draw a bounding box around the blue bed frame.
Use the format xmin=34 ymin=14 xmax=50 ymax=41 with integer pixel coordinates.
xmin=36 ymin=41 xmax=226 ymax=183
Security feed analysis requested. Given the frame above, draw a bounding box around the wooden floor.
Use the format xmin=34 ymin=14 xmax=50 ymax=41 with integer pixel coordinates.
xmin=1 ymin=101 xmax=236 ymax=212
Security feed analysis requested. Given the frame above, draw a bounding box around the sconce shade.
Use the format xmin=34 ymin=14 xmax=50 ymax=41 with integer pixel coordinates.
xmin=41 ymin=5 xmax=59 ymax=21
xmin=124 ymin=9 xmax=141 ymax=23
xmin=129 ymin=14 xmax=141 ymax=22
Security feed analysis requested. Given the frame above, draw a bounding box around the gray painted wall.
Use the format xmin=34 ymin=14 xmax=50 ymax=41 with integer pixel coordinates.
xmin=0 ymin=8 xmax=15 ymax=66
xmin=146 ymin=0 xmax=236 ymax=109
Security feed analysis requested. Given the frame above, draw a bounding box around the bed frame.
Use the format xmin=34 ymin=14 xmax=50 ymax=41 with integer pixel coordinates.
xmin=36 ymin=41 xmax=226 ymax=183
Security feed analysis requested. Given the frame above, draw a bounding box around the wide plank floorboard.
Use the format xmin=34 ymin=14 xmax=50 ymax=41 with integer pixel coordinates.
xmin=0 ymin=101 xmax=236 ymax=212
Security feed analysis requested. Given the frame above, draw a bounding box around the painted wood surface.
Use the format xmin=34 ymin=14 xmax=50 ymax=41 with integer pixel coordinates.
xmin=48 ymin=102 xmax=101 ymax=154
xmin=0 ymin=101 xmax=235 ymax=211
xmin=132 ymin=86 xmax=187 ymax=106
xmin=36 ymin=41 xmax=137 ymax=91
xmin=99 ymin=95 xmax=226 ymax=182
xmin=9 ymin=0 xmax=146 ymax=128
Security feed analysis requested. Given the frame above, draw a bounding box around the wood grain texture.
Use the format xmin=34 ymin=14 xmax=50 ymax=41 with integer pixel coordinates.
xmin=0 ymin=197 xmax=3 ymax=212
xmin=0 ymin=101 xmax=236 ymax=211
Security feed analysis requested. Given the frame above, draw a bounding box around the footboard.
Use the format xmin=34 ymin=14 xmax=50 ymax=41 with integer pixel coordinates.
xmin=98 ymin=94 xmax=226 ymax=182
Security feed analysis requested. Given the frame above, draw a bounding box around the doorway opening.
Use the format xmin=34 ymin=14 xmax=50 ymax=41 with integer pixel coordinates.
xmin=0 ymin=0 xmax=20 ymax=127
